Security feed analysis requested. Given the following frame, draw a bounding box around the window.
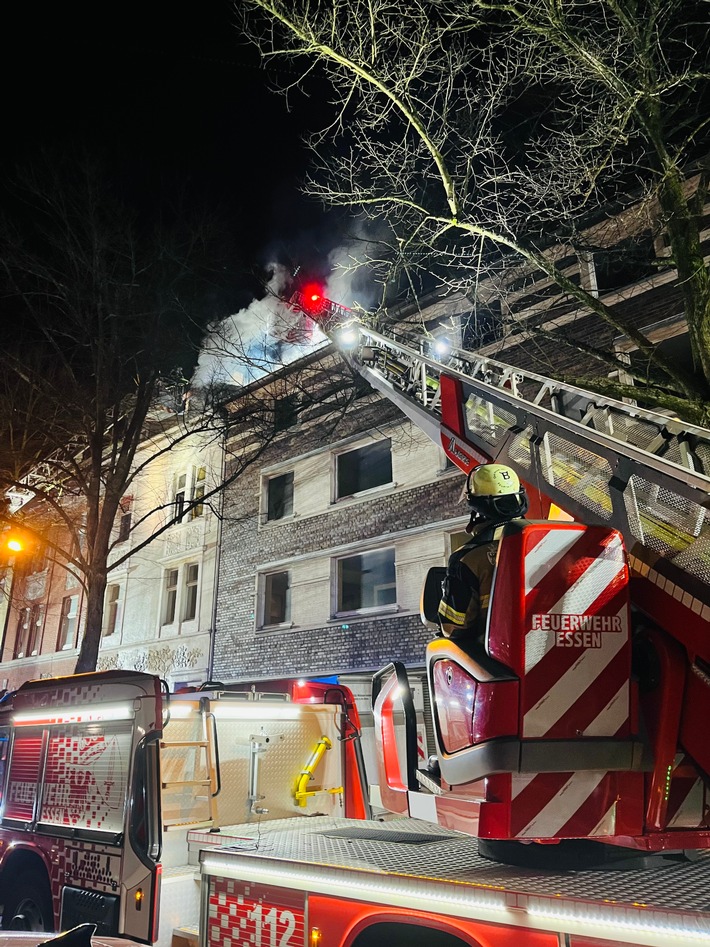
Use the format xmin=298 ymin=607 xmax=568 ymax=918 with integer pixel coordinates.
xmin=174 ymin=467 xmax=207 ymax=523
xmin=58 ymin=594 xmax=79 ymax=650
xmin=117 ymin=512 xmax=132 ymax=542
xmin=336 ymin=440 xmax=392 ymax=499
xmin=189 ymin=467 xmax=206 ymax=520
xmin=117 ymin=496 xmax=133 ymax=543
xmin=266 ymin=472 xmax=294 ymax=521
xmin=162 ymin=563 xmax=201 ymax=628
xmin=261 ymin=571 xmax=291 ymax=627
xmin=274 ymin=394 xmax=299 ymax=432
xmin=66 ymin=532 xmax=81 ymax=589
xmin=27 ymin=604 xmax=44 ymax=656
xmin=183 ymin=564 xmax=199 ymax=621
xmin=461 ymin=302 xmax=504 ymax=349
xmin=173 ymin=474 xmax=187 ymax=522
xmin=13 ymin=607 xmax=30 ymax=659
xmin=163 ymin=569 xmax=179 ymax=625
xmin=336 ymin=548 xmax=396 ymax=614
xmin=104 ymin=584 xmax=122 ymax=637
xmin=592 ymin=234 xmax=656 ymax=293
xmin=27 ymin=543 xmax=46 ymax=575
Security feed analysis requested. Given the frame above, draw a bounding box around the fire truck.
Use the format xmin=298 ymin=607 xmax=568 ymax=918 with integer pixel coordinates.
xmin=4 ymin=294 xmax=710 ymax=947
xmin=0 ymin=673 xmax=367 ymax=945
xmin=186 ymin=293 xmax=710 ymax=947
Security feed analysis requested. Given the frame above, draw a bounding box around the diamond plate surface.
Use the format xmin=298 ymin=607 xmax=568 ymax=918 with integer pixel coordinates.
xmin=156 ymin=866 xmax=201 ymax=947
xmin=212 ymin=706 xmax=345 ymax=826
xmin=214 ymin=816 xmax=710 ymax=914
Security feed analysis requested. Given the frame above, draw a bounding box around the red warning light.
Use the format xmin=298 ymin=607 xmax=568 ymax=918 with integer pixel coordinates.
xmin=300 ymin=283 xmax=327 ymax=316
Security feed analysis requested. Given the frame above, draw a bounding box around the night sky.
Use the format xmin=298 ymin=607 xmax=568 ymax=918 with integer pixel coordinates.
xmin=2 ymin=0 xmax=340 ymax=283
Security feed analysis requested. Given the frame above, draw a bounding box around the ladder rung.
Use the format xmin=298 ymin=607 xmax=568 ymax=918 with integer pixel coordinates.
xmin=161 ymin=741 xmax=208 ymax=748
xmin=163 ymin=819 xmax=215 ymax=831
xmin=162 ymin=780 xmax=211 ymax=788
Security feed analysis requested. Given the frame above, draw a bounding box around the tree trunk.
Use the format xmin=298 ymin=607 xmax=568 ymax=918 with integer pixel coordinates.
xmin=74 ymin=567 xmax=108 ymax=673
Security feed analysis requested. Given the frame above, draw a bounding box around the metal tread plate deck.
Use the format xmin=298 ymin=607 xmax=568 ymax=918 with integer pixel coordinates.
xmin=200 ymin=816 xmax=710 ymax=916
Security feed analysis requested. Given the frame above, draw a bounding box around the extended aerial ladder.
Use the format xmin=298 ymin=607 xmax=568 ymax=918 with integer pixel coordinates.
xmin=290 ymin=289 xmax=710 ymax=852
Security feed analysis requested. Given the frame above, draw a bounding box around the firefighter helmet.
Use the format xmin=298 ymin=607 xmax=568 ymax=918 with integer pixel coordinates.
xmin=465 ymin=463 xmax=528 ymax=523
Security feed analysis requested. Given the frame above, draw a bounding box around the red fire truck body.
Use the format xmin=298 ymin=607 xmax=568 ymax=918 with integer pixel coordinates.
xmin=287 ymin=292 xmax=710 ymax=853
xmin=197 ymin=816 xmax=710 ymax=947
xmin=3 ymin=293 xmax=710 ymax=947
xmin=0 ymin=672 xmax=366 ymax=945
xmin=172 ymin=291 xmax=710 ymax=947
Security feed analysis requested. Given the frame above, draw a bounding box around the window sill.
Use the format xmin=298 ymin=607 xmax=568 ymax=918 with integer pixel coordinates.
xmin=438 ymin=466 xmax=464 ymax=478
xmin=260 ymin=514 xmax=296 ymax=529
xmin=256 ymin=621 xmax=296 ymax=635
xmin=12 ymin=650 xmax=42 ymax=661
xmin=333 ymin=482 xmax=396 ymax=506
xmin=331 ymin=603 xmax=399 ymax=621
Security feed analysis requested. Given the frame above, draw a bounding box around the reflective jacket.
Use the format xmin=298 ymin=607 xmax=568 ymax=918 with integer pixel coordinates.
xmin=438 ymin=522 xmax=506 ymax=642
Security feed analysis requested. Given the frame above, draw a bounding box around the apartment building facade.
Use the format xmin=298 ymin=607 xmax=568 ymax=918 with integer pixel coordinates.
xmin=0 ymin=423 xmax=222 ymax=692
xmin=2 ymin=177 xmax=706 ymax=693
xmin=211 ymin=347 xmax=468 ymax=686
xmin=211 ymin=180 xmax=710 ymax=684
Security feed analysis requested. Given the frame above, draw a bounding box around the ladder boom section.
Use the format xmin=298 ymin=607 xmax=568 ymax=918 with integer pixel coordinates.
xmin=297 ymin=294 xmax=710 ymax=657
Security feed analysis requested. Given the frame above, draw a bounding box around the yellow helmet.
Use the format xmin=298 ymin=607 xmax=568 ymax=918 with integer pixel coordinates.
xmin=465 ymin=463 xmax=528 ymax=522
xmin=467 ymin=464 xmax=521 ymax=497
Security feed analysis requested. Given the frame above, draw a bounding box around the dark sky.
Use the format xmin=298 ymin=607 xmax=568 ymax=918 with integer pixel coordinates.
xmin=2 ymin=0 xmax=339 ymax=279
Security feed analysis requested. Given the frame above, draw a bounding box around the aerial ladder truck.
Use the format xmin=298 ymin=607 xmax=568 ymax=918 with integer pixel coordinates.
xmin=287 ymin=287 xmax=710 ymax=856
xmin=190 ymin=289 xmax=710 ymax=947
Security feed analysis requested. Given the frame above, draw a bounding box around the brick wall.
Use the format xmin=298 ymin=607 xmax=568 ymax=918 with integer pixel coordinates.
xmin=213 ymin=373 xmax=465 ymax=683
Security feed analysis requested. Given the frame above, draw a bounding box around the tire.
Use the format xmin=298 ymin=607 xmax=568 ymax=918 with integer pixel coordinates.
xmin=1 ymin=869 xmax=54 ymax=932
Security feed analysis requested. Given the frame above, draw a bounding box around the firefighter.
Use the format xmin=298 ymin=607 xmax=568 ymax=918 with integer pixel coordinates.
xmin=438 ymin=463 xmax=528 ymax=644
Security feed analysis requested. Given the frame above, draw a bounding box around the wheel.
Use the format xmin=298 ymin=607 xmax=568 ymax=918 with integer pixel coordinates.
xmin=1 ymin=869 xmax=54 ymax=931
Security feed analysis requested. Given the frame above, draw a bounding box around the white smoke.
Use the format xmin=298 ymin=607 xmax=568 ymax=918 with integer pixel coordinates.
xmin=324 ymin=224 xmax=386 ymax=313
xmin=193 ymin=225 xmax=385 ymax=392
xmin=192 ymin=263 xmax=327 ymax=389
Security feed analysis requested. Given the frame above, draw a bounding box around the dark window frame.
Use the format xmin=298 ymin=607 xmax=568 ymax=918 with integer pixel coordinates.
xmin=266 ymin=472 xmax=294 ymax=522
xmin=13 ymin=607 xmax=31 ymax=659
xmin=57 ymin=594 xmax=80 ymax=650
xmin=274 ymin=394 xmax=299 ymax=432
xmin=183 ymin=563 xmax=199 ymax=621
xmin=104 ymin=584 xmax=122 ymax=637
xmin=335 ymin=547 xmax=397 ymax=616
xmin=260 ymin=570 xmax=291 ymax=628
xmin=163 ymin=569 xmax=179 ymax=625
xmin=335 ymin=440 xmax=393 ymax=500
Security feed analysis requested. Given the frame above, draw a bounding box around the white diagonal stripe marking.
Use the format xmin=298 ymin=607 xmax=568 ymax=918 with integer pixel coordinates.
xmin=524 ymin=627 xmax=557 ymax=675
xmin=524 ymin=606 xmax=628 ymax=737
xmin=511 ymin=773 xmax=538 ymax=799
xmin=667 ymin=780 xmax=704 ymax=828
xmin=589 ymin=802 xmax=617 ymax=836
xmin=525 ymin=529 xmax=583 ymax=595
xmin=516 ymin=771 xmax=607 ymax=838
xmin=547 ymin=554 xmax=625 ymax=617
xmin=583 ymin=680 xmax=629 ymax=737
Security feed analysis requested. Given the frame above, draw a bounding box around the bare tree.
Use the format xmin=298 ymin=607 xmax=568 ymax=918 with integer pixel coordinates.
xmin=0 ymin=152 xmax=250 ymax=672
xmin=242 ymin=0 xmax=710 ymax=421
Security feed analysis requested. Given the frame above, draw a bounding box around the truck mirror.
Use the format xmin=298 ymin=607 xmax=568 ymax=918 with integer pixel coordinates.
xmin=420 ymin=567 xmax=446 ymax=627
